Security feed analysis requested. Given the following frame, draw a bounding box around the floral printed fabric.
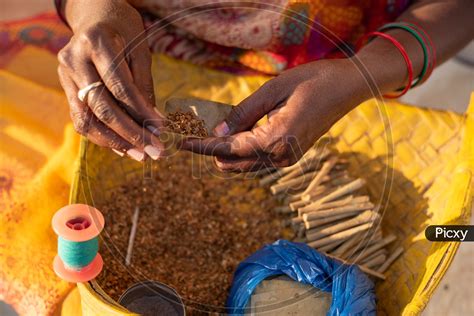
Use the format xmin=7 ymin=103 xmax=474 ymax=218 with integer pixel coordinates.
xmin=0 ymin=13 xmax=71 ymax=69
xmin=134 ymin=0 xmax=411 ymax=74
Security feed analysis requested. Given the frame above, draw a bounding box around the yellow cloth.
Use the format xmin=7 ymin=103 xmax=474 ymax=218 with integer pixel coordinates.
xmin=0 ymin=47 xmax=79 ymax=315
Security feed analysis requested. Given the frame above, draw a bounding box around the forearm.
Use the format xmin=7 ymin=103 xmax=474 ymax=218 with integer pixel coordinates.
xmin=353 ymin=0 xmax=474 ymax=99
xmin=58 ymin=0 xmax=137 ymax=31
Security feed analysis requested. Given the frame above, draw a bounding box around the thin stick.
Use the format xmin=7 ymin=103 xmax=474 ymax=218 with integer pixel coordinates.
xmin=290 ymin=199 xmax=312 ymax=211
xmin=291 ymin=217 xmax=303 ymax=226
xmin=305 ymin=194 xmax=355 ymax=209
xmin=353 ymin=234 xmax=396 ymax=263
xmin=297 ymin=187 xmax=339 ymax=214
xmin=306 ymin=211 xmax=378 ymax=242
xmin=298 ymin=195 xmax=359 ymax=215
xmin=278 ymin=147 xmax=319 ymax=176
xmin=270 ymin=171 xmax=326 ymax=195
xmin=260 ymin=164 xmax=299 ymax=187
xmin=313 ymin=195 xmax=369 ymax=213
xmin=305 ymin=217 xmax=350 ymax=237
xmin=359 ymin=265 xmax=386 ymax=280
xmin=331 ymin=231 xmax=366 ymax=257
xmin=302 ymin=202 xmax=374 ymax=221
xmin=359 ymin=249 xmax=388 ymax=265
xmin=362 ymin=254 xmax=387 ymax=269
xmin=377 ymin=247 xmax=404 ymax=273
xmin=297 ymin=224 xmax=305 ymax=238
xmin=313 ymin=178 xmax=366 ymax=205
xmin=290 ymin=186 xmax=327 ymax=210
xmin=278 ymin=159 xmax=320 ymax=183
xmin=318 ymin=238 xmax=345 ymax=253
xmin=278 ymin=148 xmax=331 ymax=183
xmin=274 ymin=205 xmax=293 ymax=214
xmin=285 ymin=191 xmax=306 ymax=203
xmin=125 ymin=206 xmax=140 ymax=266
xmin=271 ymin=171 xmax=317 ymax=193
xmin=324 ymin=253 xmax=386 ymax=280
xmin=302 ymin=157 xmax=338 ymax=197
xmin=259 ymin=170 xmax=283 ymax=187
xmin=304 ymin=210 xmax=359 ymax=230
xmin=277 ymin=149 xmax=331 ymax=184
xmin=342 ymin=229 xmax=381 ymax=260
xmin=299 ymin=188 xmax=368 ymax=215
xmin=307 ymin=222 xmax=373 ymax=248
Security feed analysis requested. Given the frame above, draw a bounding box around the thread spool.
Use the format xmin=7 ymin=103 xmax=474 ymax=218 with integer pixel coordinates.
xmin=52 ymin=204 xmax=105 ymax=283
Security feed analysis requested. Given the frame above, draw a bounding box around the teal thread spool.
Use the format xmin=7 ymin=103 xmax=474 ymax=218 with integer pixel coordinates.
xmin=52 ymin=204 xmax=105 ymax=283
xmin=58 ymin=236 xmax=99 ymax=270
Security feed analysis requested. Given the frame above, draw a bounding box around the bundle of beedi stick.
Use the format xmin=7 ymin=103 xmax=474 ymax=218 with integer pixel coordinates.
xmin=259 ymin=140 xmax=403 ymax=280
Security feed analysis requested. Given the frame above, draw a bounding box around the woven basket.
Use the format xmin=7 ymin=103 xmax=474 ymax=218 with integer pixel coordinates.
xmin=68 ymin=55 xmax=473 ymax=315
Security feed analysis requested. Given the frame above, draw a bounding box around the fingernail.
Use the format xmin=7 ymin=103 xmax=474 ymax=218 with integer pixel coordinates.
xmin=147 ymin=125 xmax=160 ymax=136
xmin=144 ymin=145 xmax=162 ymax=160
xmin=112 ymin=149 xmax=125 ymax=157
xmin=127 ymin=148 xmax=145 ymax=162
xmin=214 ymin=121 xmax=230 ymax=137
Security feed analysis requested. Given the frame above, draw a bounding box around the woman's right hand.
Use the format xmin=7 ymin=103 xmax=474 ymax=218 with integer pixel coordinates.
xmin=57 ymin=0 xmax=165 ymax=161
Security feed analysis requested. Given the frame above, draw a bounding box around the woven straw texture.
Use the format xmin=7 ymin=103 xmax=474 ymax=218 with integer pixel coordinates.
xmin=69 ymin=55 xmax=473 ymax=315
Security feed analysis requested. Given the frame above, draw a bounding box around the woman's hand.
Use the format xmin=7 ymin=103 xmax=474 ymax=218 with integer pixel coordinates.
xmin=181 ymin=59 xmax=369 ymax=172
xmin=57 ymin=0 xmax=164 ymax=161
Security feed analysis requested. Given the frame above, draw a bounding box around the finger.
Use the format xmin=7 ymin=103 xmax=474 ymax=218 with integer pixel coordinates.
xmin=91 ymin=37 xmax=165 ymax=133
xmin=182 ymin=112 xmax=300 ymax=165
xmin=71 ymin=98 xmax=144 ymax=160
xmin=68 ymin=62 xmax=165 ymax=159
xmin=129 ymin=45 xmax=155 ymax=104
xmin=180 ymin=128 xmax=268 ymax=158
xmin=58 ymin=67 xmax=140 ymax=159
xmin=88 ymin=86 xmax=166 ymax=157
xmin=214 ymin=80 xmax=285 ymax=137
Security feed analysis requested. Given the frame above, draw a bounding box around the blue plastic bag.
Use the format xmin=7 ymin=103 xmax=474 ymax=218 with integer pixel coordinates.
xmin=227 ymin=240 xmax=376 ymax=315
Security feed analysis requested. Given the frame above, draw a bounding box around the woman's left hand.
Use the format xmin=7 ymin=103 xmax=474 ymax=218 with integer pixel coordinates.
xmin=180 ymin=59 xmax=368 ymax=172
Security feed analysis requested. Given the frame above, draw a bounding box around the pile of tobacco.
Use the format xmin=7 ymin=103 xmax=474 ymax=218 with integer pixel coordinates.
xmin=96 ymin=141 xmax=403 ymax=314
xmin=165 ymin=110 xmax=208 ymax=137
xmin=96 ymin=152 xmax=285 ymax=314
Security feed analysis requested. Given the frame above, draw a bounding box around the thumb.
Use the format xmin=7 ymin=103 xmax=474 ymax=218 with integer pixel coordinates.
xmin=214 ymin=80 xmax=282 ymax=137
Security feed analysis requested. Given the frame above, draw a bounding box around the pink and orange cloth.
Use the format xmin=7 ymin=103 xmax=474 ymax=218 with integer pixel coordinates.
xmin=56 ymin=0 xmax=410 ymax=74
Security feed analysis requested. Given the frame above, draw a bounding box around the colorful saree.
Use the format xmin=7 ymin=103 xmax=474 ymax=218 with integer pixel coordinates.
xmin=56 ymin=0 xmax=410 ymax=74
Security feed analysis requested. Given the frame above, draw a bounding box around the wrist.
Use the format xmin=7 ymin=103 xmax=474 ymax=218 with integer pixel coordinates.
xmin=350 ymin=50 xmax=397 ymax=99
xmin=351 ymin=29 xmax=425 ymax=98
xmin=64 ymin=0 xmax=131 ymax=32
xmin=332 ymin=58 xmax=375 ymax=107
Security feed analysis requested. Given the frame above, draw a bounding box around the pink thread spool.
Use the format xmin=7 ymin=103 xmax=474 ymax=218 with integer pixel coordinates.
xmin=52 ymin=204 xmax=105 ymax=283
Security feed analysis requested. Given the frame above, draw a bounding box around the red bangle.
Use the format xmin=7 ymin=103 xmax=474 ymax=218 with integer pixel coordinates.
xmin=357 ymin=31 xmax=414 ymax=99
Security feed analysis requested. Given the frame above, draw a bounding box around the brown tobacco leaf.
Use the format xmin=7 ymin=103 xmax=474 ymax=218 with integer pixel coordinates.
xmin=165 ymin=111 xmax=208 ymax=137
